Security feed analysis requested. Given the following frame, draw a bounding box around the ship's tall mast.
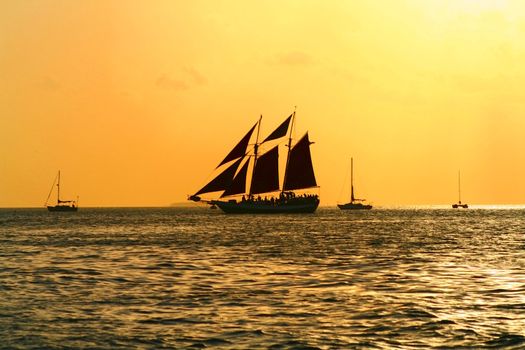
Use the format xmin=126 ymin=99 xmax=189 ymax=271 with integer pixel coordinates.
xmin=249 ymin=115 xmax=263 ymax=197
xmin=282 ymin=107 xmax=296 ymax=194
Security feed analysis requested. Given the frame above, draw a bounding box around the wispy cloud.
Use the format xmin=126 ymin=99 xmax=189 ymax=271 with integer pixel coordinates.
xmin=271 ymin=51 xmax=315 ymax=66
xmin=36 ymin=76 xmax=61 ymax=91
xmin=155 ymin=67 xmax=207 ymax=91
xmin=156 ymin=74 xmax=189 ymax=90
xmin=184 ymin=67 xmax=207 ymax=85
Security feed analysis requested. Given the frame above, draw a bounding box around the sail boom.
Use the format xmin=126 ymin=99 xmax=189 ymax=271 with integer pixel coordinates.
xmin=283 ymin=185 xmax=319 ymax=191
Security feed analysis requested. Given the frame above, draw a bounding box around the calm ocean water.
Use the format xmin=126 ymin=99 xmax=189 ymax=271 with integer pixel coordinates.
xmin=1 ymin=207 xmax=525 ymax=349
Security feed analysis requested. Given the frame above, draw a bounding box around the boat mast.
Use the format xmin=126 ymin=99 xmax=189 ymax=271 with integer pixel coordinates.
xmin=350 ymin=157 xmax=355 ymax=203
xmin=458 ymin=170 xmax=461 ymax=204
xmin=282 ymin=107 xmax=296 ymax=195
xmin=57 ymin=170 xmax=61 ymax=204
xmin=248 ymin=115 xmax=263 ymax=198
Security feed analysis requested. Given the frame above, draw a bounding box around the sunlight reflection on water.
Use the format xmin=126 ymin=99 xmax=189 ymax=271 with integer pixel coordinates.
xmin=1 ymin=207 xmax=525 ymax=349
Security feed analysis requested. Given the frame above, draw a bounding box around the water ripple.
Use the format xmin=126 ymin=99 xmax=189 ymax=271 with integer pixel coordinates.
xmin=1 ymin=208 xmax=525 ymax=348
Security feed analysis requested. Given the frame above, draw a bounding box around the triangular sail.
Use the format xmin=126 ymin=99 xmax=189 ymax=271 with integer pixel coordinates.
xmin=195 ymin=157 xmax=244 ymax=196
xmin=217 ymin=122 xmax=258 ymax=168
xmin=262 ymin=114 xmax=292 ymax=143
xmin=221 ymin=159 xmax=250 ymax=197
xmin=250 ymin=145 xmax=279 ymax=195
xmin=283 ymin=133 xmax=317 ymax=191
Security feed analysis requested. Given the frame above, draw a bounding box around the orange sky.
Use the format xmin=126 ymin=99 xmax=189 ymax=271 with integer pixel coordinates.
xmin=2 ymin=0 xmax=525 ymax=207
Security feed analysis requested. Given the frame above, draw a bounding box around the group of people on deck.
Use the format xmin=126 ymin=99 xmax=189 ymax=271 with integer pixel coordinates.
xmin=240 ymin=191 xmax=318 ymax=206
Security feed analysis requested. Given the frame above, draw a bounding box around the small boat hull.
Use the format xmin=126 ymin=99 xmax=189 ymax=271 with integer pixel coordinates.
xmin=211 ymin=197 xmax=319 ymax=214
xmin=47 ymin=205 xmax=78 ymax=212
xmin=338 ymin=203 xmax=372 ymax=210
xmin=452 ymin=203 xmax=468 ymax=209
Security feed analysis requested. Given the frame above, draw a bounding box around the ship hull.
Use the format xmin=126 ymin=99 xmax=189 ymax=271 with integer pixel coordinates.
xmin=452 ymin=204 xmax=468 ymax=209
xmin=47 ymin=205 xmax=78 ymax=212
xmin=211 ymin=198 xmax=319 ymax=214
xmin=338 ymin=203 xmax=372 ymax=210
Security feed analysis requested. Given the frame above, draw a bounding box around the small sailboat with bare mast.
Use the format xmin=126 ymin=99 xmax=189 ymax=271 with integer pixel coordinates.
xmin=452 ymin=170 xmax=468 ymax=209
xmin=338 ymin=157 xmax=372 ymax=210
xmin=45 ymin=171 xmax=78 ymax=212
xmin=189 ymin=110 xmax=320 ymax=213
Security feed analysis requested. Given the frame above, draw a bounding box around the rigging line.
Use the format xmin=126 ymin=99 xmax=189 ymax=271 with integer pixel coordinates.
xmin=44 ymin=172 xmax=58 ymax=206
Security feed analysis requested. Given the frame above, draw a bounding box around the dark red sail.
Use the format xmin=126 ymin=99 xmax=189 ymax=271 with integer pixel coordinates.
xmin=195 ymin=157 xmax=244 ymax=196
xmin=221 ymin=159 xmax=250 ymax=197
xmin=262 ymin=114 xmax=292 ymax=143
xmin=250 ymin=145 xmax=279 ymax=195
xmin=217 ymin=122 xmax=258 ymax=168
xmin=283 ymin=133 xmax=317 ymax=191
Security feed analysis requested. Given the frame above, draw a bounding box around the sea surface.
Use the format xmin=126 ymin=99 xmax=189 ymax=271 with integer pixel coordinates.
xmin=1 ymin=207 xmax=525 ymax=349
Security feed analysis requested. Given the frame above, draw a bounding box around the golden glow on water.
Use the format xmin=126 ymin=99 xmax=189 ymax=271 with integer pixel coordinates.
xmin=379 ymin=204 xmax=525 ymax=210
xmin=2 ymin=208 xmax=525 ymax=348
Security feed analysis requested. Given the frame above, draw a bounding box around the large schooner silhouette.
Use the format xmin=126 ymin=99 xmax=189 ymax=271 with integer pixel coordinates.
xmin=189 ymin=110 xmax=319 ymax=213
